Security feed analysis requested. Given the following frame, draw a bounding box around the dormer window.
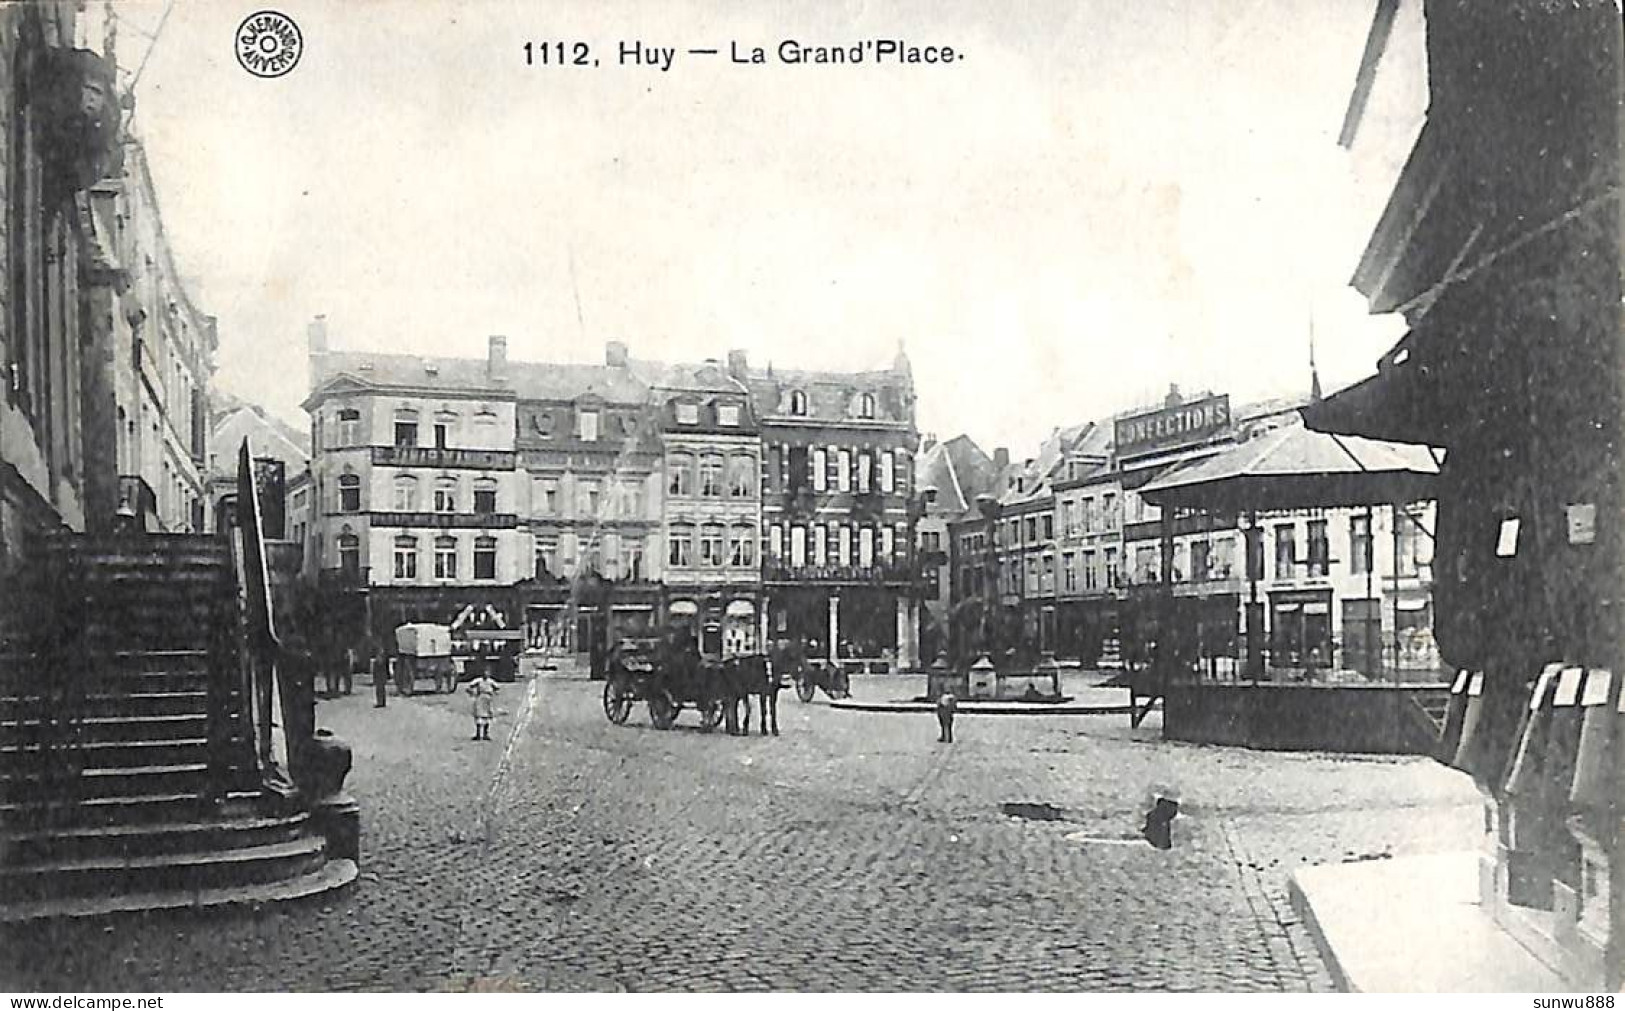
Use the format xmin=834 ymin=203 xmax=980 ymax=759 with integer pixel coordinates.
xmin=717 ymin=403 xmax=740 ymax=427
xmin=676 ymin=402 xmax=699 ymax=425
xmin=857 ymin=393 xmax=876 ymax=419
xmin=788 ymin=390 xmax=808 ymax=416
xmin=578 ymin=409 xmax=599 ymax=441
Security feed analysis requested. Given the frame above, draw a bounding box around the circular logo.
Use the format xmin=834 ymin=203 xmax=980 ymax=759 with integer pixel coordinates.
xmin=236 ymin=10 xmax=303 ymax=78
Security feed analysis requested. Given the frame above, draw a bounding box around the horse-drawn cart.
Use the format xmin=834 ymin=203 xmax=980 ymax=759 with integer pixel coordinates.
xmin=394 ymin=622 xmax=456 ymax=694
xmin=602 ymin=637 xmax=727 ymax=731
xmin=793 ymin=659 xmax=851 ymax=703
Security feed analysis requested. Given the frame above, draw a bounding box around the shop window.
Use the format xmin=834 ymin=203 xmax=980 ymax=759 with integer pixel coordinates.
xmin=473 ymin=536 xmax=497 ymax=580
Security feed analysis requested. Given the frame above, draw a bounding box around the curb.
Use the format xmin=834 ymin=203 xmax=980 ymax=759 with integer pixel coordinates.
xmin=827 ymin=699 xmax=1140 ymax=716
xmin=1287 ymin=868 xmax=1354 ymax=993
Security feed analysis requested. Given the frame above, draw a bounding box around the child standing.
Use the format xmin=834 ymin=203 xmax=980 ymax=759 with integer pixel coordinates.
xmin=466 ymin=671 xmax=499 ymax=741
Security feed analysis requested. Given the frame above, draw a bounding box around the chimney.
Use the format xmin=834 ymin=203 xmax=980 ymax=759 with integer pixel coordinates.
xmin=994 ymin=448 xmax=1009 ymax=472
xmin=606 ymin=340 xmax=629 ymax=368
xmin=307 ymin=315 xmax=329 ymax=357
xmin=487 ymin=335 xmax=507 ymax=376
xmin=727 ymin=349 xmax=748 ymax=380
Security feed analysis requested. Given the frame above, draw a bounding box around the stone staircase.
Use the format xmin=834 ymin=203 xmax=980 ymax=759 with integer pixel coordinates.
xmin=0 ymin=534 xmax=355 ymax=921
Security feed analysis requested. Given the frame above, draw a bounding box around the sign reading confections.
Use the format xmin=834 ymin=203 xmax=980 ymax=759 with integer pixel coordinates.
xmin=1114 ymin=394 xmax=1231 ymax=460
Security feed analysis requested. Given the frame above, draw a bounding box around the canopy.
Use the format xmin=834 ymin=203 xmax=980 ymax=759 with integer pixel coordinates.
xmin=1138 ymin=418 xmax=1441 ymax=513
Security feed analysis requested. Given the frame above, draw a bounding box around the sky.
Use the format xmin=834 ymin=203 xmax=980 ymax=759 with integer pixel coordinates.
xmin=100 ymin=0 xmax=1427 ymax=456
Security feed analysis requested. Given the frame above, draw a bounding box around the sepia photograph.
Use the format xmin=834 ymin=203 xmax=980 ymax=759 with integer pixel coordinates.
xmin=0 ymin=0 xmax=1620 ymax=996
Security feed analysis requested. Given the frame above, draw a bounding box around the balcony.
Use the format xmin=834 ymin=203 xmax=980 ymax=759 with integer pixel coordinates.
xmin=371 ymin=446 xmax=516 ymax=470
xmin=763 ymin=561 xmax=915 ymax=585
xmin=370 ymin=511 xmax=518 ymax=529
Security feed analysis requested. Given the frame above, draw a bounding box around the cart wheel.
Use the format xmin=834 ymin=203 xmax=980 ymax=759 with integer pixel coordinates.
xmin=795 ymin=678 xmax=816 ymax=704
xmin=603 ymin=677 xmax=633 ymax=725
xmin=699 ymin=700 xmax=725 ymax=731
xmin=648 ymin=692 xmax=677 ymax=730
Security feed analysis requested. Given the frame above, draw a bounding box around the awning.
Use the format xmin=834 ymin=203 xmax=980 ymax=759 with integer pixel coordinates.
xmin=1139 ymin=417 xmax=1440 ymax=513
xmin=724 ymin=600 xmax=756 ymax=618
xmin=1303 ymin=602 xmax=1330 ymax=616
xmin=668 ymin=600 xmax=698 ymax=616
xmin=1274 ymin=602 xmax=1301 ymax=613
xmin=1397 ymin=598 xmax=1430 ymax=612
xmin=612 ymin=603 xmax=654 ymax=612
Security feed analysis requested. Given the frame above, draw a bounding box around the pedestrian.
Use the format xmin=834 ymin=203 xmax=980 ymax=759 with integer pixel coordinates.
xmin=338 ymin=645 xmax=356 ymax=696
xmin=936 ymin=690 xmax=957 ymax=743
xmin=372 ymin=654 xmax=388 ymax=708
xmin=466 ymin=668 xmax=499 ymax=741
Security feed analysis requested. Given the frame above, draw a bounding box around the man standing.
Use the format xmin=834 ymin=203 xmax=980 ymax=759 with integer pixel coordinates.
xmin=936 ymin=690 xmax=958 ymax=743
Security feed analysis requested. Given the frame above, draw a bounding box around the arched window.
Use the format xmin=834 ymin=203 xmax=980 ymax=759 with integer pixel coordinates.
xmin=337 ymin=529 xmax=360 ymax=573
xmin=699 ymin=455 xmax=724 ymax=497
xmin=857 ymin=393 xmax=876 ymax=419
xmin=434 ymin=477 xmax=457 ymax=513
xmin=667 ymin=454 xmax=693 ymax=497
xmin=434 ymin=535 xmax=458 ymax=579
xmin=393 ymin=474 xmax=419 ymax=511
xmin=788 ymin=390 xmax=808 ymax=416
xmin=730 ymin=524 xmax=755 ymax=567
xmin=700 ymin=523 xmax=725 ymax=566
xmin=393 ymin=534 xmax=418 ymax=580
xmin=338 ymin=472 xmax=361 ymax=512
xmin=728 ymin=455 xmax=755 ymax=498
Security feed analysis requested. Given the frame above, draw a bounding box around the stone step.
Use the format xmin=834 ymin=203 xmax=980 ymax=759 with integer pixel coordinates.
xmin=0 ymin=691 xmax=210 ymax=719
xmin=0 ymin=834 xmax=328 ymax=903
xmin=0 ymin=789 xmax=264 ymax=828
xmin=0 ymin=856 xmax=357 ymax=924
xmin=0 ymin=762 xmax=213 ymax=800
xmin=0 ymin=810 xmax=310 ymax=865
xmin=1 ymin=713 xmax=216 ymax=744
xmin=0 ymin=737 xmax=213 ymax=771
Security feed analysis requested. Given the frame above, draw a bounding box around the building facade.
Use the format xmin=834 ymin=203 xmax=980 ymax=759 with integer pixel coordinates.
xmin=88 ymin=142 xmax=215 ymax=534
xmin=746 ymin=348 xmax=921 ymax=667
xmin=652 ymin=358 xmax=761 ymax=657
xmin=1 ymin=3 xmax=134 ymax=576
xmin=305 ymin=330 xmax=925 ymax=667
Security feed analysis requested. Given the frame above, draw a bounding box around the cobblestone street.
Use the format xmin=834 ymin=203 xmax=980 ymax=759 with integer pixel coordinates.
xmin=2 ymin=675 xmax=1481 ymax=992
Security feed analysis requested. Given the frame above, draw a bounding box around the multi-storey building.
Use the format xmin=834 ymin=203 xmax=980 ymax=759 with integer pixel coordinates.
xmin=651 ymin=356 xmax=761 ymax=656
xmin=206 ymin=393 xmax=309 ymax=536
xmin=746 ymin=348 xmax=921 ymax=667
xmin=305 ymin=328 xmax=524 ymax=634
xmin=510 ymin=338 xmax=663 ymax=660
xmin=1052 ymin=423 xmax=1121 ymax=665
xmin=89 ymin=142 xmax=215 ymax=534
xmin=915 ymin=434 xmax=997 ymax=664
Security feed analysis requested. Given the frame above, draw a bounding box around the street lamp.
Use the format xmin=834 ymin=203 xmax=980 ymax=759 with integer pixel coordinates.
xmin=975 ymin=494 xmax=1003 ymax=664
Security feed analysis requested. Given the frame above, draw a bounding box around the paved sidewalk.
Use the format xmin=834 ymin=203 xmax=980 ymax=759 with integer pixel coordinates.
xmin=1290 ymin=852 xmax=1565 ymax=992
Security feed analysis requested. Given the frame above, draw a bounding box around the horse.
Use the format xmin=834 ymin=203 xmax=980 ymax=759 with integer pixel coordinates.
xmin=722 ymin=654 xmax=779 ymax=737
